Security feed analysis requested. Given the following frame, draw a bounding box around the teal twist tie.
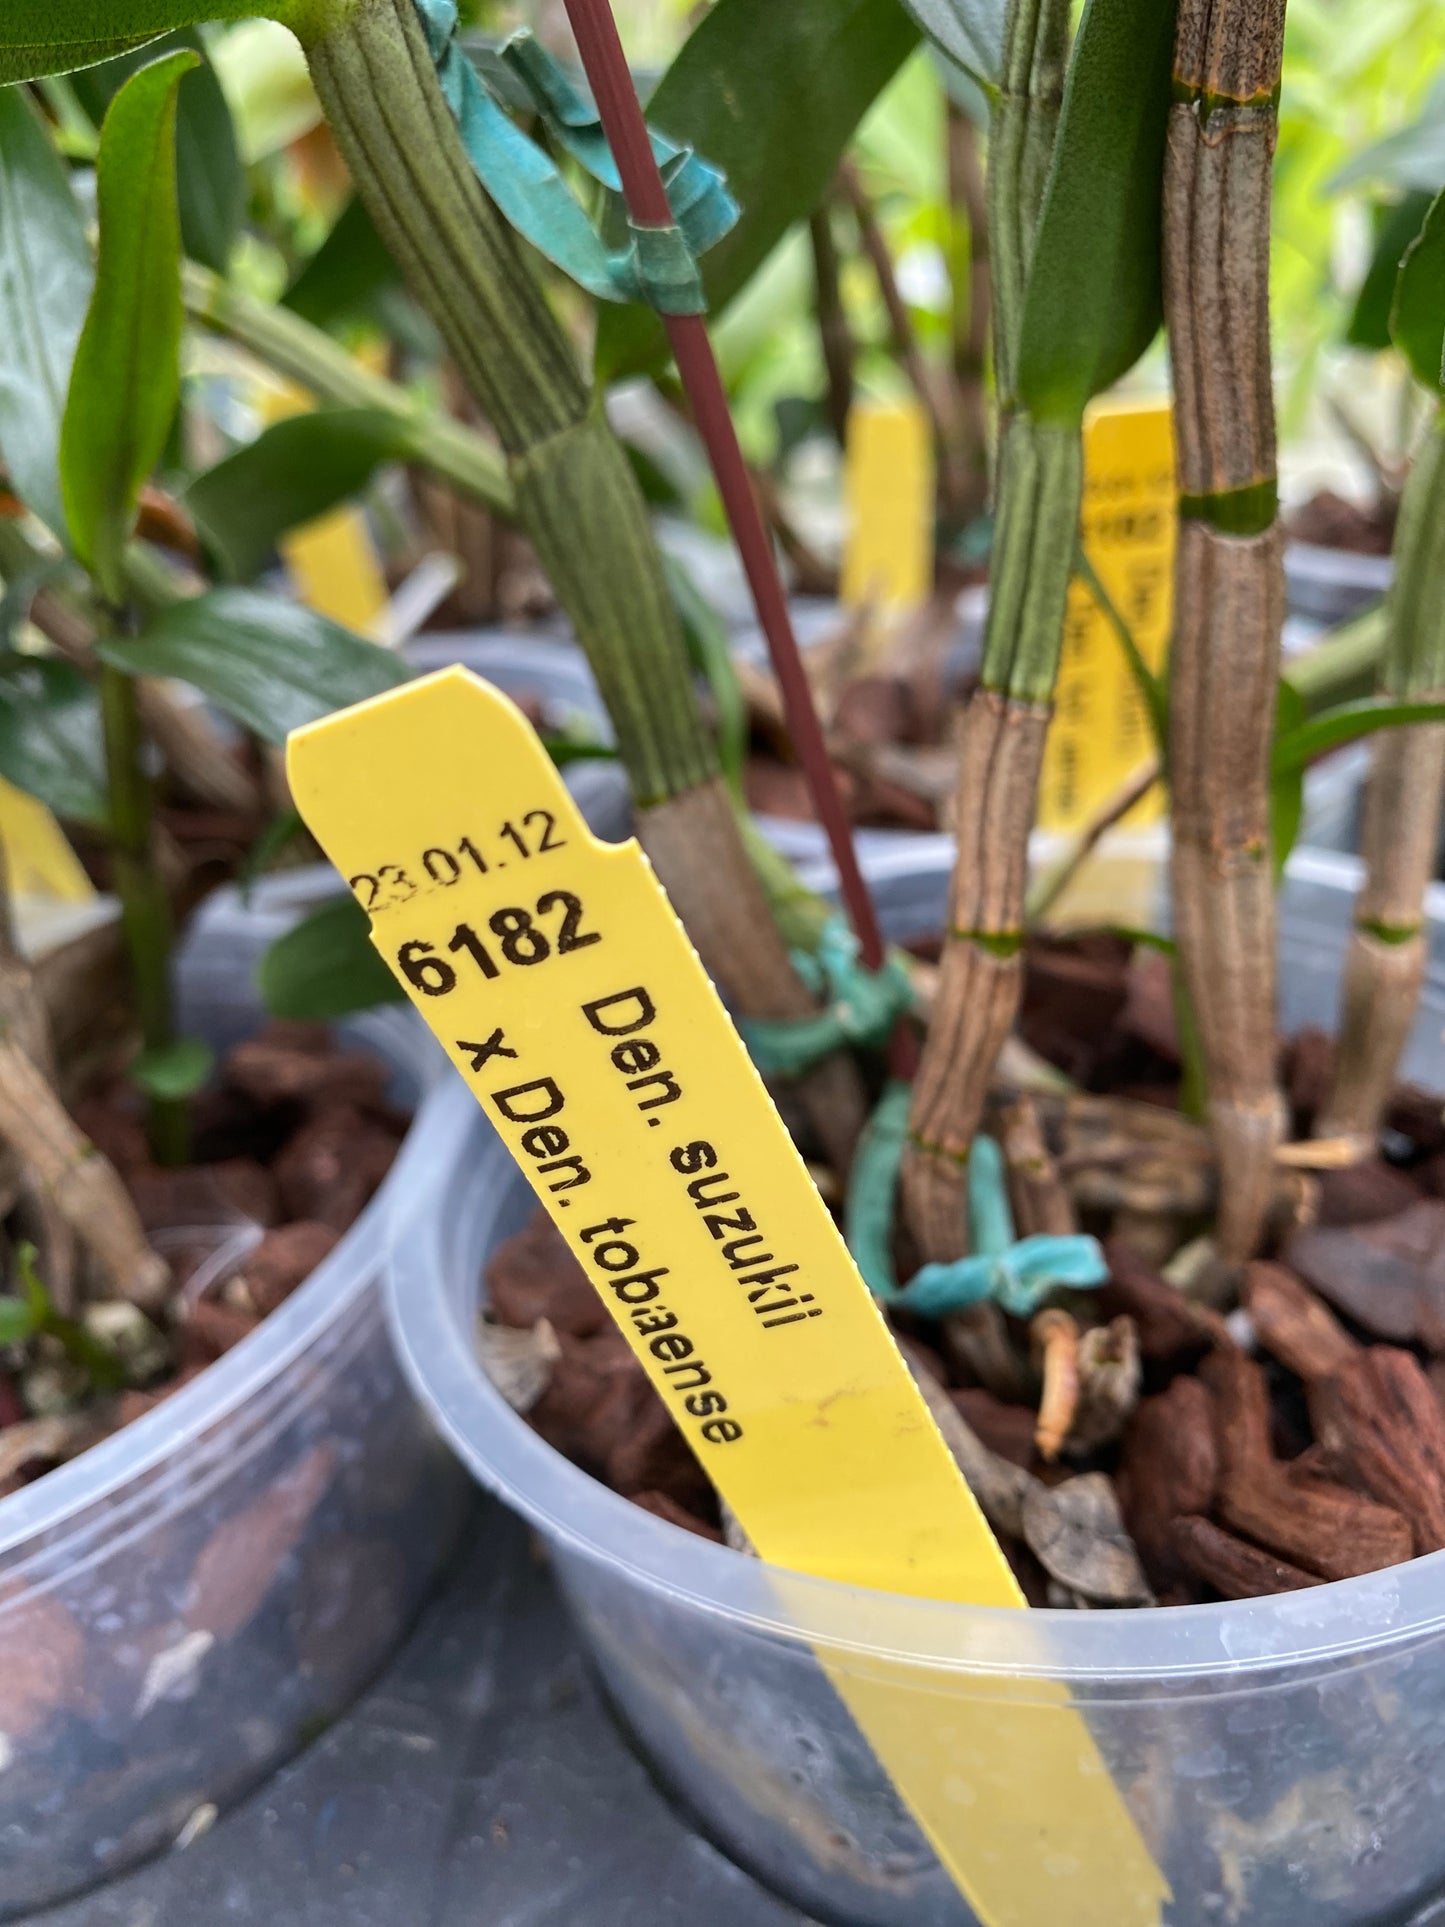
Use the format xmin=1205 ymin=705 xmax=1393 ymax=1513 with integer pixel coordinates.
xmin=844 ymin=1083 xmax=1109 ymax=1318
xmin=413 ymin=2 xmax=736 ymax=313
xmin=739 ymin=916 xmax=914 ymax=1076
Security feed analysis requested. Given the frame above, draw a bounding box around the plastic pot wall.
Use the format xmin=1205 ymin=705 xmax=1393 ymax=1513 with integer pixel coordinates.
xmin=0 ymin=878 xmax=469 ymax=1919
xmin=410 ymin=618 xmax=1373 ymax=876
xmin=1284 ymin=542 xmax=1393 ymax=628
xmin=387 ymin=849 xmax=1445 ymax=1927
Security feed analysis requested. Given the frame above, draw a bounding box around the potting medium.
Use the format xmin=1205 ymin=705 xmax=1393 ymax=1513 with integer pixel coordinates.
xmin=387 ymin=851 xmax=1445 ymax=1927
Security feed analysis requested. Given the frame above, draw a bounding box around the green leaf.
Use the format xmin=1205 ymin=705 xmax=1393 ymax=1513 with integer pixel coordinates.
xmin=894 ymin=0 xmax=1002 ymax=91
xmin=1270 ymin=763 xmax=1305 ymax=880
xmin=0 ymin=1293 xmax=37 ymax=1345
xmin=59 ymin=49 xmax=197 ymax=604
xmin=1273 ymin=676 xmax=1306 ymax=745
xmin=15 ymin=1241 xmax=127 ymax=1389
xmin=239 ymin=807 xmax=305 ymax=898
xmin=173 ymin=50 xmax=245 ymax=275
xmin=0 ymin=87 xmax=94 ymax=540
xmin=284 ymin=193 xmax=402 ymax=331
xmin=49 ymin=1310 xmax=128 ymax=1389
xmin=187 ymin=408 xmax=415 ymax=583
xmin=1075 ymin=548 xmax=1167 ymax=754
xmin=931 ymin=43 xmax=990 ymax=124
xmin=0 ymin=32 xmax=171 ymax=84
xmin=131 ymin=1035 xmax=213 ymax=1100
xmin=97 ymin=587 xmax=410 ymax=743
xmin=1014 ymin=0 xmax=1179 ymax=423
xmin=282 ymin=197 xmax=434 ymax=356
xmin=595 ymin=0 xmax=920 ymax=381
xmin=1391 ymin=185 xmax=1445 ymax=393
xmin=1267 ymin=678 xmax=1307 ymax=876
xmin=0 ymin=4 xmax=316 ymax=84
xmin=1102 ymin=925 xmax=1174 ymax=956
xmin=539 ymin=735 xmax=617 ymax=768
xmin=0 ymin=560 xmax=71 ymax=651
xmin=17 ymin=1242 xmax=50 ymax=1325
xmin=259 ymin=894 xmax=407 ymax=1021
xmin=1273 ymin=695 xmax=1445 ymax=774
xmin=667 ymin=554 xmax=747 ymax=798
xmin=70 ymin=30 xmax=244 ymax=274
xmin=0 ymin=656 xmax=109 ymax=827
xmin=1347 ymin=193 xmax=1435 ymax=353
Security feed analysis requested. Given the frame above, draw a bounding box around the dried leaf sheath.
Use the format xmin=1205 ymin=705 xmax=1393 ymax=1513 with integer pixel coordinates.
xmin=1163 ymin=0 xmax=1288 ymax=1262
xmin=903 ymin=690 xmax=1050 ymax=1253
xmin=0 ymin=1038 xmax=168 ymax=1311
xmin=900 ymin=0 xmax=1072 ymax=1260
xmin=903 ymin=428 xmax=1077 ymax=1257
xmin=1169 ymin=524 xmax=1284 ymax=1253
xmin=1322 ymin=418 xmax=1445 ymax=1143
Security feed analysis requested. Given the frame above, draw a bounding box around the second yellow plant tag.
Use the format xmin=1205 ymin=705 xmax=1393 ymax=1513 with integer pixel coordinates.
xmin=0 ymin=776 xmax=95 ymax=906
xmin=289 ymin=668 xmax=1166 ymax=1927
xmin=842 ymin=398 xmax=934 ymax=626
xmin=1038 ymin=397 xmax=1174 ymax=833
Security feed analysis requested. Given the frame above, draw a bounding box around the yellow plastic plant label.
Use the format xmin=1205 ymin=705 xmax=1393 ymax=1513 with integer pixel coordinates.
xmin=0 ymin=777 xmax=95 ymax=904
xmin=288 ymin=667 xmax=1167 ymax=1927
xmin=1037 ymin=397 xmax=1175 ymax=833
xmin=258 ymin=380 xmax=390 ymax=639
xmin=842 ymin=398 xmax=934 ymax=621
xmin=280 ymin=513 xmax=390 ymax=638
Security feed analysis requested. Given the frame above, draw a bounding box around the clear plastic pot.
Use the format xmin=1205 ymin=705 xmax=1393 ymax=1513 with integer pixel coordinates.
xmin=760 ymin=743 xmax=1368 ymax=895
xmin=0 ymin=878 xmax=469 ymax=1920
xmin=1284 ymin=541 xmax=1393 ymax=628
xmin=387 ymin=850 xmax=1445 ymax=1927
xmin=405 ymin=628 xmax=614 ymax=746
xmin=787 ymin=838 xmax=1445 ymax=1006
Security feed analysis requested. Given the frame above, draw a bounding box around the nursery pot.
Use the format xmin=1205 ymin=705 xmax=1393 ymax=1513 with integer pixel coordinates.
xmin=0 ymin=873 xmax=468 ymax=1919
xmin=387 ymin=848 xmax=1445 ymax=1927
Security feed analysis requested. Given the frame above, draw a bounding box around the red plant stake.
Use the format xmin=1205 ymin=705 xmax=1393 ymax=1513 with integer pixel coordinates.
xmin=560 ymin=0 xmax=901 ymax=1032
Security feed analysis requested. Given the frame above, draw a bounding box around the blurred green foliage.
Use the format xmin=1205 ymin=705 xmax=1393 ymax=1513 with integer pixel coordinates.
xmin=1275 ymin=0 xmax=1445 ymax=423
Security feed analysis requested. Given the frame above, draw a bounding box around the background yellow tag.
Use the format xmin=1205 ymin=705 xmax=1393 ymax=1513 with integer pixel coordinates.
xmin=289 ymin=669 xmax=1166 ymax=1927
xmin=278 ymin=512 xmax=390 ymax=638
xmin=842 ymin=398 xmax=934 ymax=621
xmin=1037 ymin=398 xmax=1174 ymax=833
xmin=0 ymin=777 xmax=95 ymax=904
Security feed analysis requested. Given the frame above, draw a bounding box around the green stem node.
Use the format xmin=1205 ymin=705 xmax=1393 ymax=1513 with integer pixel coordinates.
xmin=980 ymin=415 xmax=1083 ymax=705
